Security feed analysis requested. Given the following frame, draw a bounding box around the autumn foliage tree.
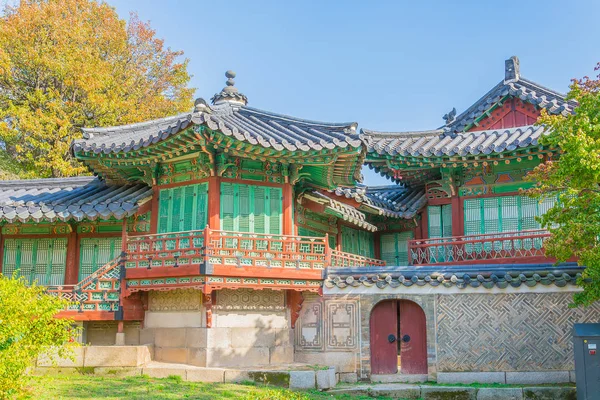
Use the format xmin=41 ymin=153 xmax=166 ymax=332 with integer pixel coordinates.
xmin=526 ymin=62 xmax=600 ymax=306
xmin=0 ymin=0 xmax=194 ymax=178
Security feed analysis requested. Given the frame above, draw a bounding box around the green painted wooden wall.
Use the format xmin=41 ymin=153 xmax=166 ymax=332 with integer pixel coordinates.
xmin=79 ymin=237 xmax=120 ymax=281
xmin=158 ymin=183 xmax=208 ymax=233
xmin=220 ymin=182 xmax=282 ymax=234
xmin=341 ymin=226 xmax=374 ymax=258
xmin=464 ymin=195 xmax=557 ymax=235
xmin=2 ymin=238 xmax=67 ymax=285
xmin=380 ymin=231 xmax=414 ymax=266
xmin=297 ymin=226 xmax=336 ymax=248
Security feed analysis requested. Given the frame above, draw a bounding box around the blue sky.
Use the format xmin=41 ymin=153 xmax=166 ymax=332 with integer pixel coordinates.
xmin=110 ymin=0 xmax=599 ymax=185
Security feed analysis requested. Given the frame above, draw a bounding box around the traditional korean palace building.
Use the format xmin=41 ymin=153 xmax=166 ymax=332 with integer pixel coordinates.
xmin=1 ymin=58 xmax=598 ymax=383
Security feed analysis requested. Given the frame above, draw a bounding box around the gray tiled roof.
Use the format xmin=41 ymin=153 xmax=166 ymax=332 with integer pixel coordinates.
xmin=73 ymin=102 xmax=361 ymax=155
xmin=363 ymin=125 xmax=547 ymax=158
xmin=325 ymin=264 xmax=583 ymax=290
xmin=448 ymin=78 xmax=577 ymax=133
xmin=0 ymin=177 xmax=152 ymax=223
xmin=303 ymin=192 xmax=377 ymax=232
xmin=330 ymin=185 xmax=427 ymax=219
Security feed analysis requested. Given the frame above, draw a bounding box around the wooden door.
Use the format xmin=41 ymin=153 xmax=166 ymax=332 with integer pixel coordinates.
xmin=399 ymin=300 xmax=427 ymax=374
xmin=370 ymin=301 xmax=399 ymax=374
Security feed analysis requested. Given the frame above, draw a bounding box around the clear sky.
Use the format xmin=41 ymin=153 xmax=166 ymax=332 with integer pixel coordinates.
xmin=110 ymin=0 xmax=599 ymax=185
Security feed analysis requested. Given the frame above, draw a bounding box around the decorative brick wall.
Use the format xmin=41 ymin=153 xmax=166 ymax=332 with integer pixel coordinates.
xmin=436 ymin=292 xmax=600 ymax=372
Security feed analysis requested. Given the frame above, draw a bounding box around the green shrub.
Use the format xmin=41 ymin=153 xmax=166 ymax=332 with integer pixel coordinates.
xmin=243 ymin=387 xmax=311 ymax=400
xmin=0 ymin=275 xmax=80 ymax=399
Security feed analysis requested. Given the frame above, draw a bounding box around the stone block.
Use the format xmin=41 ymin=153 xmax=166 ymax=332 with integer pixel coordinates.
xmin=248 ymin=371 xmax=291 ymax=387
xmin=289 ymin=370 xmax=315 ymax=390
xmin=506 ymin=371 xmax=570 ymax=384
xmin=207 ymin=347 xmax=270 ymax=367
xmin=115 ymin=333 xmax=125 ymax=346
xmin=224 ymin=369 xmax=250 ymax=383
xmin=84 ymin=346 xmax=151 ymax=367
xmin=139 ymin=329 xmax=155 ymax=345
xmin=33 ymin=367 xmax=85 ymax=376
xmin=477 ymin=388 xmax=523 ymax=400
xmin=185 ymin=328 xmax=207 ymax=348
xmin=215 ymin=312 xmax=288 ymax=328
xmin=421 ymin=386 xmax=477 ymax=400
xmin=270 ymin=346 xmax=294 ymax=364
xmin=230 ymin=328 xmax=276 ymax=348
xmin=316 ymin=368 xmax=336 ymax=390
xmin=569 ymin=370 xmax=576 ymax=383
xmin=187 ymin=348 xmax=207 ymax=367
xmin=370 ymin=384 xmax=421 ymax=399
xmin=275 ymin=329 xmax=293 ymax=347
xmin=294 ymin=352 xmax=356 ymax=373
xmin=338 ymin=372 xmax=358 ymax=383
xmin=145 ymin=311 xmax=203 ymax=328
xmin=94 ymin=367 xmax=143 ymax=377
xmin=142 ymin=367 xmax=186 ymax=379
xmin=206 ymin=328 xmax=231 ymax=349
xmin=438 ymin=372 xmax=506 ymax=384
xmin=523 ymin=387 xmax=576 ymax=400
xmin=155 ymin=347 xmax=188 ymax=364
xmin=155 ymin=328 xmax=186 ymax=348
xmin=371 ymin=374 xmax=428 ymax=383
xmin=38 ymin=347 xmax=85 ymax=368
xmin=186 ymin=368 xmax=225 ymax=383
xmin=123 ymin=326 xmax=140 ymax=345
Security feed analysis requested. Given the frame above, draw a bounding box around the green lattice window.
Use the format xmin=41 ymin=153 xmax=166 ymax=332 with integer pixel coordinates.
xmin=341 ymin=226 xmax=374 ymax=258
xmin=464 ymin=195 xmax=557 ymax=236
xmin=427 ymin=205 xmax=453 ymax=262
xmin=297 ymin=226 xmax=336 ymax=249
xmin=79 ymin=237 xmax=120 ymax=281
xmin=220 ymin=183 xmax=282 ymax=234
xmin=380 ymin=231 xmax=414 ymax=266
xmin=158 ymin=183 xmax=208 ymax=233
xmin=2 ymin=238 xmax=67 ymax=285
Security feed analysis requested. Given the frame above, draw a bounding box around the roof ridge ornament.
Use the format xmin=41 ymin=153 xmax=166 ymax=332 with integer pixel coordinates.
xmin=504 ymin=56 xmax=520 ymax=83
xmin=193 ymin=97 xmax=212 ymax=113
xmin=443 ymin=107 xmax=457 ymax=125
xmin=211 ymin=70 xmax=248 ymax=106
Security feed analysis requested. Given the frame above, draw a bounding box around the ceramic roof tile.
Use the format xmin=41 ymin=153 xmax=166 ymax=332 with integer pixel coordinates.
xmin=303 ymin=192 xmax=377 ymax=232
xmin=73 ymin=102 xmax=360 ymax=156
xmin=362 ymin=125 xmax=547 ymax=158
xmin=0 ymin=177 xmax=152 ymax=223
xmin=325 ymin=264 xmax=584 ymax=290
xmin=328 ymin=184 xmax=427 ymax=219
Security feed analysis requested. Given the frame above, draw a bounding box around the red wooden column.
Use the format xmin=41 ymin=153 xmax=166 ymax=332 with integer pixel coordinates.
xmin=336 ymin=220 xmax=342 ymax=251
xmin=208 ymin=176 xmax=220 ymax=230
xmin=420 ymin=210 xmax=428 ymax=239
xmin=282 ymin=183 xmax=293 ymax=235
xmin=451 ymin=195 xmax=464 ymax=237
xmin=64 ymin=229 xmax=79 ymax=285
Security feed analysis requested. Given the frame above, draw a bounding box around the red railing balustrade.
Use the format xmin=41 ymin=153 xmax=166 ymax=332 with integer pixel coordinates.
xmin=330 ymin=249 xmax=386 ymax=268
xmin=408 ymin=229 xmax=551 ymax=265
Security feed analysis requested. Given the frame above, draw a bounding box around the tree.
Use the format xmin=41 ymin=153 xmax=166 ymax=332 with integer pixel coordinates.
xmin=0 ymin=276 xmax=79 ymax=399
xmin=0 ymin=0 xmax=194 ymax=178
xmin=526 ymin=62 xmax=600 ymax=306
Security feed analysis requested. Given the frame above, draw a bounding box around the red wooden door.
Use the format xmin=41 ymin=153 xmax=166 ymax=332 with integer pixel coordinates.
xmin=370 ymin=301 xmax=398 ymax=374
xmin=399 ymin=300 xmax=427 ymax=374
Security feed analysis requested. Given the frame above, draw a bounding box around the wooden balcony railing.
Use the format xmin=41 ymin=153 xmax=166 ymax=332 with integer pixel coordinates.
xmin=46 ymin=256 xmax=121 ymax=313
xmin=126 ymin=230 xmax=205 ymax=269
xmin=207 ymin=230 xmax=328 ymax=270
xmin=408 ymin=229 xmax=551 ymax=265
xmin=330 ymin=249 xmax=386 ymax=268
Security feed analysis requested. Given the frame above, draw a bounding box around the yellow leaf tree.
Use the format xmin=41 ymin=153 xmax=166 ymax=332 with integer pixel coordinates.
xmin=0 ymin=0 xmax=194 ymax=178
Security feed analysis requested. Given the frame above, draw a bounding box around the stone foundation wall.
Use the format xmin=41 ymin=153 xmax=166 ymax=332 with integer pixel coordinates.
xmin=85 ymin=321 xmax=141 ymax=346
xmin=139 ymin=288 xmax=293 ymax=367
xmin=436 ymin=292 xmax=600 ymax=372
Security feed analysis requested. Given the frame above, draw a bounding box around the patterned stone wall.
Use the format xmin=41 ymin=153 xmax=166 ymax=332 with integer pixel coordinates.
xmin=214 ymin=289 xmax=285 ymax=311
xmin=148 ymin=289 xmax=202 ymax=311
xmin=295 ymin=293 xmax=360 ymax=353
xmin=436 ymin=292 xmax=600 ymax=372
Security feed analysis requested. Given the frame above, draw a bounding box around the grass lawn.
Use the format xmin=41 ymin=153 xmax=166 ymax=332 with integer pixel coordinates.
xmin=27 ymin=375 xmax=387 ymax=400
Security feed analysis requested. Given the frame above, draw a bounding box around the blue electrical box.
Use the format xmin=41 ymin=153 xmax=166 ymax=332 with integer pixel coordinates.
xmin=573 ymin=323 xmax=600 ymax=400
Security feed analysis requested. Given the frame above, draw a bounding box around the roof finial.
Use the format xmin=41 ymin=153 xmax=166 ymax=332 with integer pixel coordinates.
xmin=443 ymin=107 xmax=457 ymax=125
xmin=211 ymin=70 xmax=248 ymax=106
xmin=504 ymin=56 xmax=520 ymax=83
